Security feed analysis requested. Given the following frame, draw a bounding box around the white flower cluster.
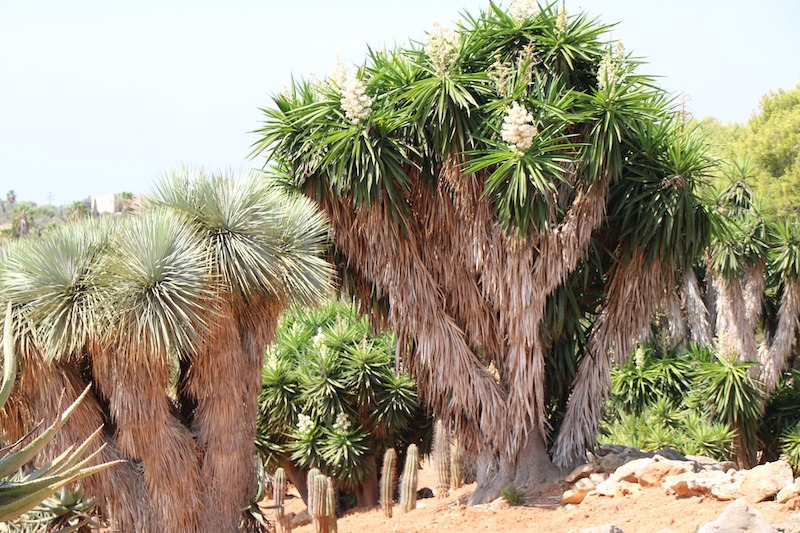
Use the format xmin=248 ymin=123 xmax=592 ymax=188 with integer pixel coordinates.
xmin=312 ymin=328 xmax=324 ymax=347
xmin=332 ymin=412 xmax=351 ymax=435
xmin=330 ymin=55 xmax=347 ymax=89
xmin=556 ymin=5 xmax=567 ymax=34
xmin=597 ymin=42 xmax=625 ymax=92
xmin=510 ymin=0 xmax=539 ymax=22
xmin=340 ymin=74 xmax=372 ymax=125
xmin=425 ymin=22 xmax=460 ymax=75
xmin=297 ymin=413 xmax=315 ymax=434
xmin=597 ymin=51 xmax=615 ymax=91
xmin=501 ymin=102 xmax=537 ymax=153
xmin=634 ymin=346 xmax=646 ymax=370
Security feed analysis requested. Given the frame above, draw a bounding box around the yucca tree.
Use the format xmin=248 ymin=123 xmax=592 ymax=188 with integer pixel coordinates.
xmin=0 ymin=218 xmax=156 ymax=531
xmin=706 ymin=163 xmax=769 ymax=364
xmin=0 ymin=170 xmax=333 ymax=531
xmin=256 ymin=301 xmax=430 ymax=507
xmin=253 ymin=1 xmax=712 ymax=502
xmin=759 ymin=220 xmax=800 ymax=395
xmin=148 ymin=169 xmax=333 ymax=531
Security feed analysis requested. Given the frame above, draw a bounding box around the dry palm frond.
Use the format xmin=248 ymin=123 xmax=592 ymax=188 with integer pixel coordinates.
xmin=666 ymin=291 xmax=686 ymax=345
xmin=319 ymin=192 xmax=508 ymax=455
xmin=714 ymin=274 xmax=757 ymax=362
xmin=553 ymin=252 xmax=667 ymax=467
xmin=759 ymin=280 xmax=800 ymax=395
xmin=93 ymin=346 xmax=206 ymax=532
xmin=743 ymin=262 xmax=765 ymax=361
xmin=681 ymin=269 xmax=711 ymax=345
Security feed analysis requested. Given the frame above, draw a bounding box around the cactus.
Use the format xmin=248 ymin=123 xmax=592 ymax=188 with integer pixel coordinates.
xmin=274 ymin=467 xmax=287 ymax=533
xmin=308 ymin=471 xmax=333 ymax=533
xmin=306 ymin=468 xmax=322 ymax=532
xmin=326 ymin=476 xmax=337 ymax=533
xmin=380 ymin=448 xmax=397 ymax=517
xmin=432 ymin=420 xmax=450 ymax=498
xmin=450 ymin=443 xmax=464 ymax=490
xmin=399 ymin=443 xmax=419 ymax=513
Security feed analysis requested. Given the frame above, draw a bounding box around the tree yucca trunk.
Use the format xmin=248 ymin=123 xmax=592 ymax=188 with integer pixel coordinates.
xmin=254 ymin=2 xmax=713 ymax=504
xmin=0 ymin=172 xmax=332 ymax=531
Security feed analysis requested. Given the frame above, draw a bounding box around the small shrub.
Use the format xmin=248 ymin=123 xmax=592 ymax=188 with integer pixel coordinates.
xmin=500 ymin=484 xmax=526 ymax=506
xmin=780 ymin=423 xmax=800 ymax=472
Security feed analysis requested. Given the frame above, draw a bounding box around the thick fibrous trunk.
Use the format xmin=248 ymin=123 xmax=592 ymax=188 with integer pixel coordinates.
xmin=759 ymin=280 xmax=800 ymax=396
xmin=552 ymin=253 xmax=668 ymax=468
xmin=93 ymin=348 xmax=207 ymax=533
xmin=715 ymin=263 xmax=764 ymax=364
xmin=3 ymin=353 xmax=154 ymax=532
xmin=187 ymin=298 xmax=281 ymax=533
xmin=470 ymin=428 xmax=559 ymax=504
xmin=682 ymin=269 xmax=711 ymax=345
xmin=319 ymin=163 xmax=612 ymax=500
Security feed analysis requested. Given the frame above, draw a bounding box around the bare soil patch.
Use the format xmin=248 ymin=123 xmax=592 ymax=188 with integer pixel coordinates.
xmin=267 ymin=462 xmax=796 ymax=533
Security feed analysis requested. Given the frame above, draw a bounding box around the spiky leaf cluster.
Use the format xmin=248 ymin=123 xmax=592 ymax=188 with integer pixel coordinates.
xmin=256 ymin=301 xmax=430 ymax=489
xmin=255 ymin=1 xmax=712 ymax=247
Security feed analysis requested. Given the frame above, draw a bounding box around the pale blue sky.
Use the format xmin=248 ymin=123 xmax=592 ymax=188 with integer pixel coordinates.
xmin=1 ymin=1 xmax=798 ymax=206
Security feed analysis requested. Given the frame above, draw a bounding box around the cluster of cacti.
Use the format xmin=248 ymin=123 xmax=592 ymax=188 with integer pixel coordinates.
xmin=0 ymin=302 xmax=121 ymax=523
xmin=273 ymin=467 xmax=288 ymax=533
xmin=307 ymin=469 xmax=337 ymax=533
xmin=450 ymin=444 xmax=464 ymax=490
xmin=432 ymin=420 xmax=451 ymax=498
xmin=379 ymin=448 xmax=397 ymax=517
xmin=399 ymin=444 xmax=419 ymax=513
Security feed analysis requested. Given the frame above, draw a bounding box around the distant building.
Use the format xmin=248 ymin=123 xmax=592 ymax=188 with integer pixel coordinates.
xmin=91 ymin=194 xmax=118 ymax=215
xmin=90 ymin=193 xmax=145 ymax=215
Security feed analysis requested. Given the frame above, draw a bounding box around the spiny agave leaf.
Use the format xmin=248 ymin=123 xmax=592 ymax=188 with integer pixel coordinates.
xmin=0 ymin=453 xmax=121 ymax=525
xmin=1 ymin=301 xmax=15 ymax=408
xmin=0 ymin=386 xmax=89 ymax=479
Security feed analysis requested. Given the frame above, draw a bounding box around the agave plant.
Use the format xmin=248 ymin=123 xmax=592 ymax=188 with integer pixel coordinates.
xmin=0 ymin=302 xmax=120 ymax=525
xmin=5 ymin=486 xmax=102 ymax=533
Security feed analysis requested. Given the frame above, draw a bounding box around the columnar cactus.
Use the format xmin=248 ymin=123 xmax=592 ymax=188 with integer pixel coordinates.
xmin=450 ymin=444 xmax=464 ymax=490
xmin=380 ymin=448 xmax=397 ymax=517
xmin=433 ymin=420 xmax=451 ymax=498
xmin=273 ymin=467 xmax=287 ymax=533
xmin=325 ymin=476 xmax=337 ymax=533
xmin=307 ymin=468 xmax=321 ymax=532
xmin=400 ymin=444 xmax=419 ymax=513
xmin=310 ymin=473 xmax=328 ymax=533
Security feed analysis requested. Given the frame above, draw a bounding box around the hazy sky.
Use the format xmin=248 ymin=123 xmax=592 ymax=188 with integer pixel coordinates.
xmin=1 ymin=1 xmax=798 ymax=206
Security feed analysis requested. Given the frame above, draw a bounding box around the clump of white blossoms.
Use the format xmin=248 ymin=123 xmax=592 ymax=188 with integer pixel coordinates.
xmin=332 ymin=412 xmax=351 ymax=435
xmin=597 ymin=41 xmax=625 ymax=92
xmin=556 ymin=4 xmax=567 ymax=34
xmin=501 ymin=102 xmax=537 ymax=153
xmin=634 ymin=345 xmax=646 ymax=370
xmin=425 ymin=21 xmax=460 ymax=75
xmin=312 ymin=328 xmax=324 ymax=348
xmin=329 ymin=55 xmax=347 ymax=89
xmin=297 ymin=413 xmax=315 ymax=434
xmin=340 ymin=73 xmax=372 ymax=125
xmin=510 ymin=0 xmax=539 ymax=22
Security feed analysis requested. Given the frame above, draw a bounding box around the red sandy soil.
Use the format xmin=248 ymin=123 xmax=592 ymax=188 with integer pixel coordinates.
xmin=265 ymin=463 xmax=797 ymax=533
